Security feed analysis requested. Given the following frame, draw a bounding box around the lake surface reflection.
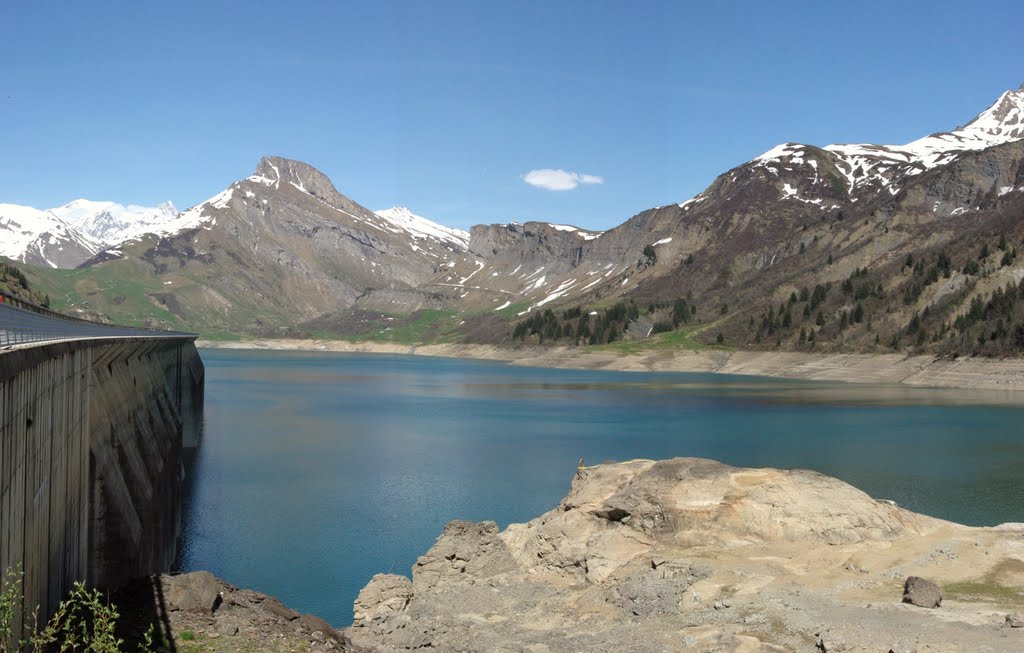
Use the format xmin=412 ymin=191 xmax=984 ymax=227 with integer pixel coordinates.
xmin=178 ymin=349 xmax=1024 ymax=625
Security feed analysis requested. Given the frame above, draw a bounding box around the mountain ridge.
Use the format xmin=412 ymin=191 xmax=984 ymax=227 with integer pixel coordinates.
xmin=11 ymin=84 xmax=1024 ymax=358
xmin=4 ymin=85 xmax=1023 ymax=267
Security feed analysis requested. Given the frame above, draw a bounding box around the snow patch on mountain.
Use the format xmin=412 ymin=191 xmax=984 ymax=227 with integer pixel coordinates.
xmin=550 ymin=224 xmax=602 ymax=240
xmin=156 ymin=188 xmax=235 ymax=237
xmin=678 ymin=195 xmax=706 ymax=211
xmin=374 ymin=207 xmax=470 ymax=248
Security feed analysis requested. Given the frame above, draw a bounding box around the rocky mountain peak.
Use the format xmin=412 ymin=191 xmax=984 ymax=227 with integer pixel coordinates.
xmin=253 ymin=156 xmax=341 ymax=201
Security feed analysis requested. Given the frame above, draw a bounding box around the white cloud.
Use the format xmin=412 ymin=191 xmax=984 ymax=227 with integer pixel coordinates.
xmin=522 ymin=168 xmax=604 ymax=191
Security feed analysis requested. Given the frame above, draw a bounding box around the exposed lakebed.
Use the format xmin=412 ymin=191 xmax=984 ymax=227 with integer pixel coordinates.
xmin=178 ymin=349 xmax=1024 ymax=626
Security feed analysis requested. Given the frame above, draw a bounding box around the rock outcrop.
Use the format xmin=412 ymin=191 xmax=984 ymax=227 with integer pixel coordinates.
xmin=347 ymin=457 xmax=1024 ymax=653
xmin=114 ymin=572 xmax=360 ymax=653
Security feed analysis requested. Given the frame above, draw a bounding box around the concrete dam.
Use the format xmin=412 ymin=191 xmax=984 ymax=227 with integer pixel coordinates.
xmin=0 ymin=292 xmax=204 ymax=640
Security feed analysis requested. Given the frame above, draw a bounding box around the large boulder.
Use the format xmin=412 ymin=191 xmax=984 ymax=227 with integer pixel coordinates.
xmin=902 ymin=576 xmax=943 ymax=608
xmin=162 ymin=571 xmax=222 ymax=613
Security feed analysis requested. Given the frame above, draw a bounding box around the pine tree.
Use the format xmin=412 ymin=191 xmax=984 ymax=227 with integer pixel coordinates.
xmin=852 ymin=303 xmax=864 ymax=323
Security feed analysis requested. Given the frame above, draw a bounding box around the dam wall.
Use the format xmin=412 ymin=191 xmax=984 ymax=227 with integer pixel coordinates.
xmin=0 ymin=336 xmax=204 ymax=641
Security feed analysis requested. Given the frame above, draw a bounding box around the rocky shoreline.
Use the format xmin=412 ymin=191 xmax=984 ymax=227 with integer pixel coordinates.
xmin=152 ymin=457 xmax=1024 ymax=652
xmin=198 ymin=339 xmax=1024 ymax=394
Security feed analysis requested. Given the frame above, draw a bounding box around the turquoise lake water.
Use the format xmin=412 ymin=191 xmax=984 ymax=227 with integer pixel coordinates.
xmin=178 ymin=348 xmax=1024 ymax=626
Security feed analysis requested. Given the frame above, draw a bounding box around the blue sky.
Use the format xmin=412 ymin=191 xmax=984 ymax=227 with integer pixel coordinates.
xmin=1 ymin=1 xmax=1022 ymax=231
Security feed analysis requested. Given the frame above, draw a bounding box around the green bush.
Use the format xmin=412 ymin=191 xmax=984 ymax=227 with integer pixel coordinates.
xmin=1 ymin=566 xmax=153 ymax=653
xmin=642 ymin=245 xmax=657 ymax=266
xmin=651 ymin=321 xmax=674 ymax=335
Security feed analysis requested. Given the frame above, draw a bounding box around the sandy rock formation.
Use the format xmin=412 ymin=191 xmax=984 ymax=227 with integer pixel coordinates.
xmin=347 ymin=457 xmax=1024 ymax=652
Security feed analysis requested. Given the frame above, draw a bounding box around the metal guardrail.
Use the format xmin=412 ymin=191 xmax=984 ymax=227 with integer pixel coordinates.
xmin=0 ymin=290 xmax=196 ymax=349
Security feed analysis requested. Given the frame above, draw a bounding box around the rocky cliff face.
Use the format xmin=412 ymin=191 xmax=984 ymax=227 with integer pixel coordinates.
xmin=346 ymin=458 xmax=1024 ymax=653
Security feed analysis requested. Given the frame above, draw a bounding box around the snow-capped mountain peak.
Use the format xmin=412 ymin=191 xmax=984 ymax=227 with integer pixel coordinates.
xmin=374 ymin=206 xmax=470 ymax=248
xmin=754 ymin=85 xmax=1024 ymax=197
xmin=50 ymin=199 xmax=180 ymax=246
xmin=884 ymin=84 xmax=1024 ymax=168
xmin=0 ymin=198 xmax=188 ymax=268
xmin=957 ymin=84 xmax=1024 ymax=141
xmin=0 ymin=203 xmax=102 ymax=268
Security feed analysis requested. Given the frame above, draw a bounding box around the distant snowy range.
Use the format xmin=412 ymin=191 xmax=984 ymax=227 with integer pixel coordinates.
xmin=0 ymin=200 xmax=184 ymax=268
